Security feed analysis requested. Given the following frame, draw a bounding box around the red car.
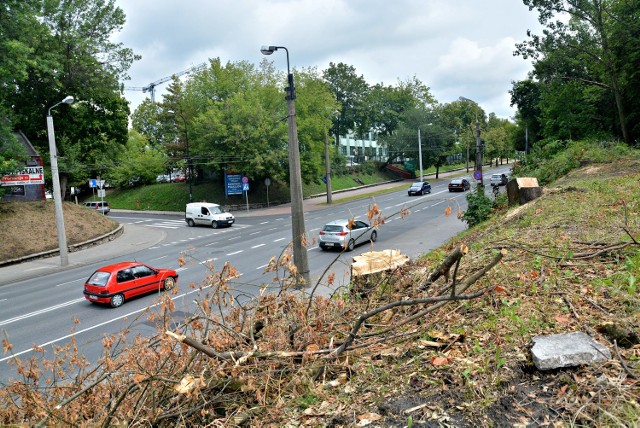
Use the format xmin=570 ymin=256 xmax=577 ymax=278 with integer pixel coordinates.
xmin=83 ymin=262 xmax=178 ymax=308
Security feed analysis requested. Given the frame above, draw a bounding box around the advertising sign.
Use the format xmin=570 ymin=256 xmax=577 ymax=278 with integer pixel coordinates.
xmin=225 ymin=172 xmax=243 ymax=196
xmin=1 ymin=166 xmax=44 ymax=186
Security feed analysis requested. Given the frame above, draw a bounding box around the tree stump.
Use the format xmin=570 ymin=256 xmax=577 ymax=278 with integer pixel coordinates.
xmin=506 ymin=177 xmax=542 ymax=206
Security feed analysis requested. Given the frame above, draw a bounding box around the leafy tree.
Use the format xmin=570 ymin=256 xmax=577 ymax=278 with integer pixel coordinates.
xmin=3 ymin=0 xmax=138 ymax=196
xmin=322 ymin=62 xmax=369 ymax=139
xmin=516 ymin=0 xmax=640 ymax=145
xmin=106 ymin=130 xmax=167 ymax=187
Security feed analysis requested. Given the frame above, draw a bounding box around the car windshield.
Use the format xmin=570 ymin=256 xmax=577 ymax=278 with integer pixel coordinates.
xmin=210 ymin=206 xmax=222 ymax=214
xmin=323 ymin=225 xmax=344 ymax=233
xmin=411 ymin=182 xmax=423 ymax=187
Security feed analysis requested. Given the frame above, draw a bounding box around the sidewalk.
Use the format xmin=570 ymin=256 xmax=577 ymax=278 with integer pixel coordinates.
xmin=0 ymin=165 xmax=494 ymax=286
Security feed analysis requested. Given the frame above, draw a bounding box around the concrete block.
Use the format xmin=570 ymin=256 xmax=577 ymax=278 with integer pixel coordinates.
xmin=531 ymin=331 xmax=611 ymax=370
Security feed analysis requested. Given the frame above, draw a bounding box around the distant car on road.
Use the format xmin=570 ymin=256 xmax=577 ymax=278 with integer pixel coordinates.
xmin=448 ymin=178 xmax=471 ymax=192
xmin=83 ymin=200 xmax=110 ymax=214
xmin=318 ymin=219 xmax=377 ymax=252
xmin=83 ymin=261 xmax=178 ymax=308
xmin=490 ymin=173 xmax=508 ymax=186
xmin=407 ymin=181 xmax=431 ymax=196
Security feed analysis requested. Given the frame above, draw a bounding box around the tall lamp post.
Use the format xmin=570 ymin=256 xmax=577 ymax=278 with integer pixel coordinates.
xmin=168 ymin=110 xmax=193 ymax=203
xmin=459 ymin=96 xmax=483 ymax=187
xmin=261 ymin=45 xmax=310 ymax=285
xmin=46 ymin=95 xmax=74 ymax=266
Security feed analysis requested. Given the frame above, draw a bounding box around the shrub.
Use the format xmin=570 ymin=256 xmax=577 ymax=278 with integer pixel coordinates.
xmin=462 ymin=187 xmax=493 ymax=227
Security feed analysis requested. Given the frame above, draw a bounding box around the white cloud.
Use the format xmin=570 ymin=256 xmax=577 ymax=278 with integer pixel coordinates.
xmin=113 ymin=0 xmax=541 ymax=120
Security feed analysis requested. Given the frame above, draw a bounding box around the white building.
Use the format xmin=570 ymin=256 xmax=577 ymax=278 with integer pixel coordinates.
xmin=337 ymin=131 xmax=387 ymax=163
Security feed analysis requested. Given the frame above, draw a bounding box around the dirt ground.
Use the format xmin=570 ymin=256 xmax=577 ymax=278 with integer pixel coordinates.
xmin=0 ymin=200 xmax=118 ymax=262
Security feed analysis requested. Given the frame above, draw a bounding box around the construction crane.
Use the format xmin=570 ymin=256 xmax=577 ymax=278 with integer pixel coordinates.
xmin=124 ymin=62 xmax=207 ymax=102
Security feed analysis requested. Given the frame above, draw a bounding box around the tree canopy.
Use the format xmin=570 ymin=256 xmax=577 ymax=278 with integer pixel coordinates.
xmin=513 ymin=0 xmax=640 ymax=146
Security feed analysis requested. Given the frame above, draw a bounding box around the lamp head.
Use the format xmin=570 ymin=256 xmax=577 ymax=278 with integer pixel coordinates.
xmin=62 ymin=96 xmax=74 ymax=105
xmin=260 ymin=45 xmax=276 ymax=55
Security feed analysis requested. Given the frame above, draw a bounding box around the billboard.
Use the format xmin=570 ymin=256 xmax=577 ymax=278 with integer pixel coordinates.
xmin=1 ymin=166 xmax=44 ymax=186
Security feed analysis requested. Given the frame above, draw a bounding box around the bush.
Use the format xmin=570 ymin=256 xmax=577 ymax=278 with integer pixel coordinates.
xmin=462 ymin=187 xmax=493 ymax=227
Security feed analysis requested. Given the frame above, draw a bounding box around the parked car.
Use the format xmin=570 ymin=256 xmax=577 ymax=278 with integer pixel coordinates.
xmin=185 ymin=202 xmax=235 ymax=228
xmin=490 ymin=173 xmax=508 ymax=186
xmin=83 ymin=200 xmax=110 ymax=214
xmin=318 ymin=219 xmax=377 ymax=251
xmin=83 ymin=261 xmax=178 ymax=308
xmin=448 ymin=178 xmax=471 ymax=192
xmin=407 ymin=181 xmax=431 ymax=196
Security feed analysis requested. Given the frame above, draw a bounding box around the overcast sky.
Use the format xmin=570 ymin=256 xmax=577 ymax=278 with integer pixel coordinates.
xmin=113 ymin=0 xmax=541 ymax=120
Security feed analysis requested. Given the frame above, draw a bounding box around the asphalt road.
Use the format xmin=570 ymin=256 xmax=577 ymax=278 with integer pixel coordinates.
xmin=0 ymin=166 xmax=511 ymax=384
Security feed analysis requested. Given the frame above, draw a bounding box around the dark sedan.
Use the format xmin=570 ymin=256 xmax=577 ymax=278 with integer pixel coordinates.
xmin=448 ymin=178 xmax=471 ymax=192
xmin=408 ymin=181 xmax=432 ymax=196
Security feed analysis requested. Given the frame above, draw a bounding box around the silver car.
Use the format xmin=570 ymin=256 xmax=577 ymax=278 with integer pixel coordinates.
xmin=318 ymin=219 xmax=377 ymax=251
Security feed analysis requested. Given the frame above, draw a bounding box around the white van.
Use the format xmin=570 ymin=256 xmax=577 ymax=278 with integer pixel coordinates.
xmin=185 ymin=202 xmax=235 ymax=228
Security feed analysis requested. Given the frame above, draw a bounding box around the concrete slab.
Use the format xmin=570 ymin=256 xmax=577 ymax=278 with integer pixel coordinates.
xmin=531 ymin=331 xmax=611 ymax=370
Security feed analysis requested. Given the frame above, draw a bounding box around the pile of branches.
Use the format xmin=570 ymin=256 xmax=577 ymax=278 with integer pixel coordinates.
xmin=0 ymin=238 xmax=505 ymax=426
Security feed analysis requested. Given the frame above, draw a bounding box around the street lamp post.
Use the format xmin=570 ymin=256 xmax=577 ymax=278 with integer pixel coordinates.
xmin=169 ymin=110 xmax=193 ymax=203
xmin=459 ymin=96 xmax=484 ymax=187
xmin=46 ymin=95 xmax=74 ymax=266
xmin=261 ymin=45 xmax=310 ymax=285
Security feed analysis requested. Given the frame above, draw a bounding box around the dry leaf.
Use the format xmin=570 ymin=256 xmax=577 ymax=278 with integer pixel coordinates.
xmin=431 ymin=356 xmax=449 ymax=366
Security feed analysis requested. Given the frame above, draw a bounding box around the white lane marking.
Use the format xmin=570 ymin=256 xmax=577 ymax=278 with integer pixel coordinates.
xmin=0 ymin=298 xmax=85 ymax=327
xmin=251 ymin=244 xmax=265 ymax=249
xmin=273 ymin=238 xmax=286 ymax=242
xmin=228 ymin=236 xmax=241 ymax=241
xmin=226 ymin=250 xmax=243 ymax=256
xmin=249 ymin=231 xmax=261 ymax=236
xmin=55 ymin=278 xmax=85 ymax=287
xmin=260 ymin=221 xmax=269 ymax=225
xmin=256 ymin=264 xmax=268 ymax=270
xmin=200 ymin=258 xmax=217 ymax=264
xmin=205 ymin=242 xmax=219 ymax=247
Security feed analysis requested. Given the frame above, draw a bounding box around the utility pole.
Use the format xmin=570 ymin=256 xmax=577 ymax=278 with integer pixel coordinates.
xmin=261 ymin=45 xmax=310 ymax=285
xmin=324 ymin=132 xmax=332 ymax=204
xmin=475 ymin=117 xmax=483 ymax=187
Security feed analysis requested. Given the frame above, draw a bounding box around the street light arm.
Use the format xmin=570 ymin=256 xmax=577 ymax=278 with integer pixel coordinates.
xmin=47 ymin=95 xmax=74 ymax=116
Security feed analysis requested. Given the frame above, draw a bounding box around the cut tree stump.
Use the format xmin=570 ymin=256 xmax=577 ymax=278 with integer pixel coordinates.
xmin=506 ymin=177 xmax=542 ymax=206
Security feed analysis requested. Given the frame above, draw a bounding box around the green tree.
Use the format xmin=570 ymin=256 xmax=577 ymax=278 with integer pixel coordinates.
xmin=516 ymin=0 xmax=640 ymax=144
xmin=4 ymin=0 xmax=138 ymax=196
xmin=322 ymin=62 xmax=369 ymax=140
xmin=106 ymin=130 xmax=167 ymax=187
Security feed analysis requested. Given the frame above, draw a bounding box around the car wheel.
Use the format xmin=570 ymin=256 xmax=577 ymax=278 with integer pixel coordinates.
xmin=187 ymin=219 xmax=195 ymax=227
xmin=370 ymin=230 xmax=378 ymax=242
xmin=110 ymin=294 xmax=124 ymax=308
xmin=346 ymin=239 xmax=355 ymax=252
xmin=320 ymin=245 xmax=327 ymax=251
xmin=211 ymin=221 xmax=218 ymax=229
xmin=164 ymin=277 xmax=176 ymax=291
xmin=420 ymin=190 xmax=424 ymax=195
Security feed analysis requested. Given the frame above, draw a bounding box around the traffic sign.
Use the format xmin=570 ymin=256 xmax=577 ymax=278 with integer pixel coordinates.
xmin=473 ymin=170 xmax=482 ymax=180
xmin=89 ymin=179 xmax=97 ymax=188
xmin=242 ymin=176 xmax=249 ymax=184
xmin=242 ymin=183 xmax=249 ymax=191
